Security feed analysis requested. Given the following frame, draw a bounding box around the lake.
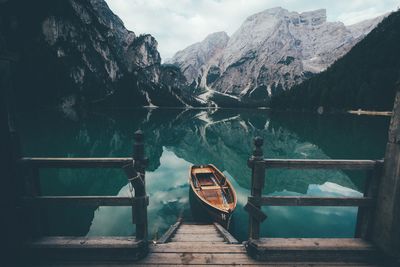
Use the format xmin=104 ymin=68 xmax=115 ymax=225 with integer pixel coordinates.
xmin=16 ymin=108 xmax=390 ymax=241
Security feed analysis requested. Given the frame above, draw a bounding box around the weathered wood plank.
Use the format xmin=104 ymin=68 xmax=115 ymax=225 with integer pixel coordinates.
xmin=31 ymin=262 xmax=383 ymax=266
xmin=263 ymin=159 xmax=381 ymax=170
xmin=246 ymin=238 xmax=381 ymax=263
xmin=150 ymin=244 xmax=245 ymax=253
xmin=137 ymin=252 xmax=259 ymax=265
xmin=176 ymin=228 xmax=218 ymax=234
xmin=250 ymin=238 xmax=375 ymax=249
xmin=19 ymin=157 xmax=132 ymax=168
xmin=214 ymin=222 xmax=239 ymax=244
xmin=27 ymin=236 xmax=143 ymax=249
xmin=24 ymin=236 xmax=148 ymax=263
xmin=22 ymin=196 xmax=139 ymax=206
xmin=172 ymin=233 xmax=222 ymax=238
xmin=170 ymin=235 xmax=225 ymax=242
xmin=157 ymin=220 xmax=182 ymax=244
xmin=250 ymin=196 xmax=374 ymax=207
xmin=178 ymin=225 xmax=216 ymax=230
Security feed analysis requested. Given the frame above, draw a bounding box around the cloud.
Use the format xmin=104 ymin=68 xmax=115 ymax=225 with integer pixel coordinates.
xmin=105 ymin=0 xmax=399 ymax=60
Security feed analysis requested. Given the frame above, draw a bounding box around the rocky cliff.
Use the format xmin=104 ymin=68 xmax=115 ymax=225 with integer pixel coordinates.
xmin=169 ymin=7 xmax=384 ymax=106
xmin=1 ymin=0 xmax=202 ymax=110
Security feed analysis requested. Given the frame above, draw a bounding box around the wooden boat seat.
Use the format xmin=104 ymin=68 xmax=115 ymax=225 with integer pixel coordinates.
xmin=196 ymin=173 xmax=217 ymax=186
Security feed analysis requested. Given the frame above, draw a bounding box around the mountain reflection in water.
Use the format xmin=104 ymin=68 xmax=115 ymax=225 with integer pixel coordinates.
xmin=16 ymin=108 xmax=390 ymax=241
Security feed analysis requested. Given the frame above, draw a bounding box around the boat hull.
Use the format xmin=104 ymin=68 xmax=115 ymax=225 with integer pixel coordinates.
xmin=189 ymin=181 xmax=233 ymax=228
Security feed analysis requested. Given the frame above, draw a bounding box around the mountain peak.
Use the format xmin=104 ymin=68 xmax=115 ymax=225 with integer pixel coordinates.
xmin=299 ymin=9 xmax=327 ymax=26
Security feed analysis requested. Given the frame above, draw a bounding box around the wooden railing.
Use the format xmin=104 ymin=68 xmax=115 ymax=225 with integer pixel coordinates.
xmin=19 ymin=130 xmax=149 ymax=241
xmin=245 ymin=137 xmax=383 ymax=240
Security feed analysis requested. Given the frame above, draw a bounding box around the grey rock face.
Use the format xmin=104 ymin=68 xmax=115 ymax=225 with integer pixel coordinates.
xmin=170 ymin=7 xmax=384 ymax=105
xmin=14 ymin=0 xmax=201 ymax=109
xmin=167 ymin=31 xmax=229 ymax=88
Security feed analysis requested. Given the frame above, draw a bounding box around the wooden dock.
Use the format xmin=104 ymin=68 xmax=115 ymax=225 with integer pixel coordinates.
xmin=27 ymin=222 xmax=383 ymax=266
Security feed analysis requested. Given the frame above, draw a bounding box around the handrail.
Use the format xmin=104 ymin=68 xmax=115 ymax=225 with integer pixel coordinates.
xmin=262 ymin=159 xmax=383 ymax=170
xmin=21 ymin=196 xmax=149 ymax=206
xmin=19 ymin=130 xmax=149 ymax=243
xmin=245 ymin=136 xmax=383 ymax=240
xmin=248 ymin=196 xmax=374 ymax=207
xmin=19 ymin=157 xmax=132 ymax=168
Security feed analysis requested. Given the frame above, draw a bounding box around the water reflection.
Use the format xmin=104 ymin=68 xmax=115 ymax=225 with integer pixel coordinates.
xmin=16 ymin=108 xmax=389 ymax=240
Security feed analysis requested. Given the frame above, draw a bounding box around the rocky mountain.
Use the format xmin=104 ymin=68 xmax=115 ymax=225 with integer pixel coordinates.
xmin=270 ymin=10 xmax=400 ymax=111
xmin=169 ymin=7 xmax=384 ymax=106
xmin=1 ymin=0 xmax=203 ymax=110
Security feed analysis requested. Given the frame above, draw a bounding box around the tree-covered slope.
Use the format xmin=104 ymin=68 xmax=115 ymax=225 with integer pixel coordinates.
xmin=271 ymin=10 xmax=400 ymax=111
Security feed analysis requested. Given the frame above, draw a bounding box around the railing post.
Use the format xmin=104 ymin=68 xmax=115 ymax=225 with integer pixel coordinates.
xmin=355 ymin=161 xmax=383 ymax=239
xmin=247 ymin=137 xmax=266 ymax=239
xmin=132 ymin=130 xmax=148 ymax=241
xmin=372 ymin=84 xmax=400 ymax=258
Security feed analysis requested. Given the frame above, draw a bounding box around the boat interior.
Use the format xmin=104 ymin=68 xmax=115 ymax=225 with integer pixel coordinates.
xmin=191 ymin=166 xmax=235 ymax=211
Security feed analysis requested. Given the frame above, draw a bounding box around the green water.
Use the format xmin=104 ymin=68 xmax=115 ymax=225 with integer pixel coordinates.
xmin=16 ymin=108 xmax=390 ymax=241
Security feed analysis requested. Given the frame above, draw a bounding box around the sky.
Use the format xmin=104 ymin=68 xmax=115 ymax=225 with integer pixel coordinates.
xmin=105 ymin=0 xmax=399 ymax=60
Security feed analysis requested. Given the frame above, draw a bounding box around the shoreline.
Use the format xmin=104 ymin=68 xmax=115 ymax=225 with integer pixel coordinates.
xmin=347 ymin=110 xmax=393 ymax=116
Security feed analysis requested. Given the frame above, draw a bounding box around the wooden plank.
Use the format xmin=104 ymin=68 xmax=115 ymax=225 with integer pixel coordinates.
xmin=150 ymin=244 xmax=245 ymax=253
xmin=19 ymin=157 xmax=132 ymax=168
xmin=137 ymin=252 xmax=259 ymax=265
xmin=214 ymin=222 xmax=239 ymax=244
xmin=172 ymin=233 xmax=221 ymax=238
xmin=151 ymin=242 xmax=243 ymax=248
xmin=157 ymin=220 xmax=182 ymax=244
xmin=250 ymin=238 xmax=375 ymax=250
xmin=31 ymin=262 xmax=384 ymax=266
xmin=26 ymin=236 xmax=143 ymax=249
xmin=179 ymin=225 xmax=216 ymax=230
xmin=250 ymin=196 xmax=374 ymax=207
xmin=24 ymin=236 xmax=148 ymax=263
xmin=246 ymin=238 xmax=381 ymax=263
xmin=263 ymin=159 xmax=381 ymax=170
xmin=176 ymin=228 xmax=218 ymax=234
xmin=22 ymin=196 xmax=138 ymax=206
xmin=170 ymin=235 xmax=225 ymax=242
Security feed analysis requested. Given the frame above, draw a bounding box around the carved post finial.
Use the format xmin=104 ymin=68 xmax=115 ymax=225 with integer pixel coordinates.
xmin=134 ymin=130 xmax=144 ymax=143
xmin=253 ymin=136 xmax=264 ymax=159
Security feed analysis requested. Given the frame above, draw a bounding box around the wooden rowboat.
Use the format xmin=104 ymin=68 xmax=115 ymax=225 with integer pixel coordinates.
xmin=189 ymin=164 xmax=237 ymax=227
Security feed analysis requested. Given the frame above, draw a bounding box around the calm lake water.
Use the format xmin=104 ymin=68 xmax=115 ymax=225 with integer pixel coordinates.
xmin=16 ymin=108 xmax=390 ymax=241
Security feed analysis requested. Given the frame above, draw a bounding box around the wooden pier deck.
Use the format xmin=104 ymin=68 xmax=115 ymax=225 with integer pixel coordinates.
xmin=27 ymin=222 xmax=383 ymax=266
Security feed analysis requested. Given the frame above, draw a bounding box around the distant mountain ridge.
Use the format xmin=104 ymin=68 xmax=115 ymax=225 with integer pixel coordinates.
xmin=168 ymin=7 xmax=385 ymax=106
xmin=270 ymin=10 xmax=400 ymax=111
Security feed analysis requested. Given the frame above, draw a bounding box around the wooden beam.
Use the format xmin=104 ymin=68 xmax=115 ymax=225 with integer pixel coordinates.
xmin=21 ymin=196 xmax=140 ymax=206
xmin=244 ymin=201 xmax=268 ymax=222
xmin=373 ymin=87 xmax=400 ymax=258
xmin=19 ymin=157 xmax=132 ymax=168
xmin=263 ymin=159 xmax=382 ymax=170
xmin=246 ymin=238 xmax=381 ymax=263
xmin=24 ymin=236 xmax=148 ymax=263
xmin=355 ymin=163 xmax=383 ymax=239
xmin=214 ymin=222 xmax=239 ymax=244
xmin=157 ymin=219 xmax=182 ymax=244
xmin=247 ymin=137 xmax=266 ymax=240
xmin=249 ymin=196 xmax=374 ymax=207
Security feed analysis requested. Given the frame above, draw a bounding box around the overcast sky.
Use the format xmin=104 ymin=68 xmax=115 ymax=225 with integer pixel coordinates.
xmin=105 ymin=0 xmax=399 ymax=60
